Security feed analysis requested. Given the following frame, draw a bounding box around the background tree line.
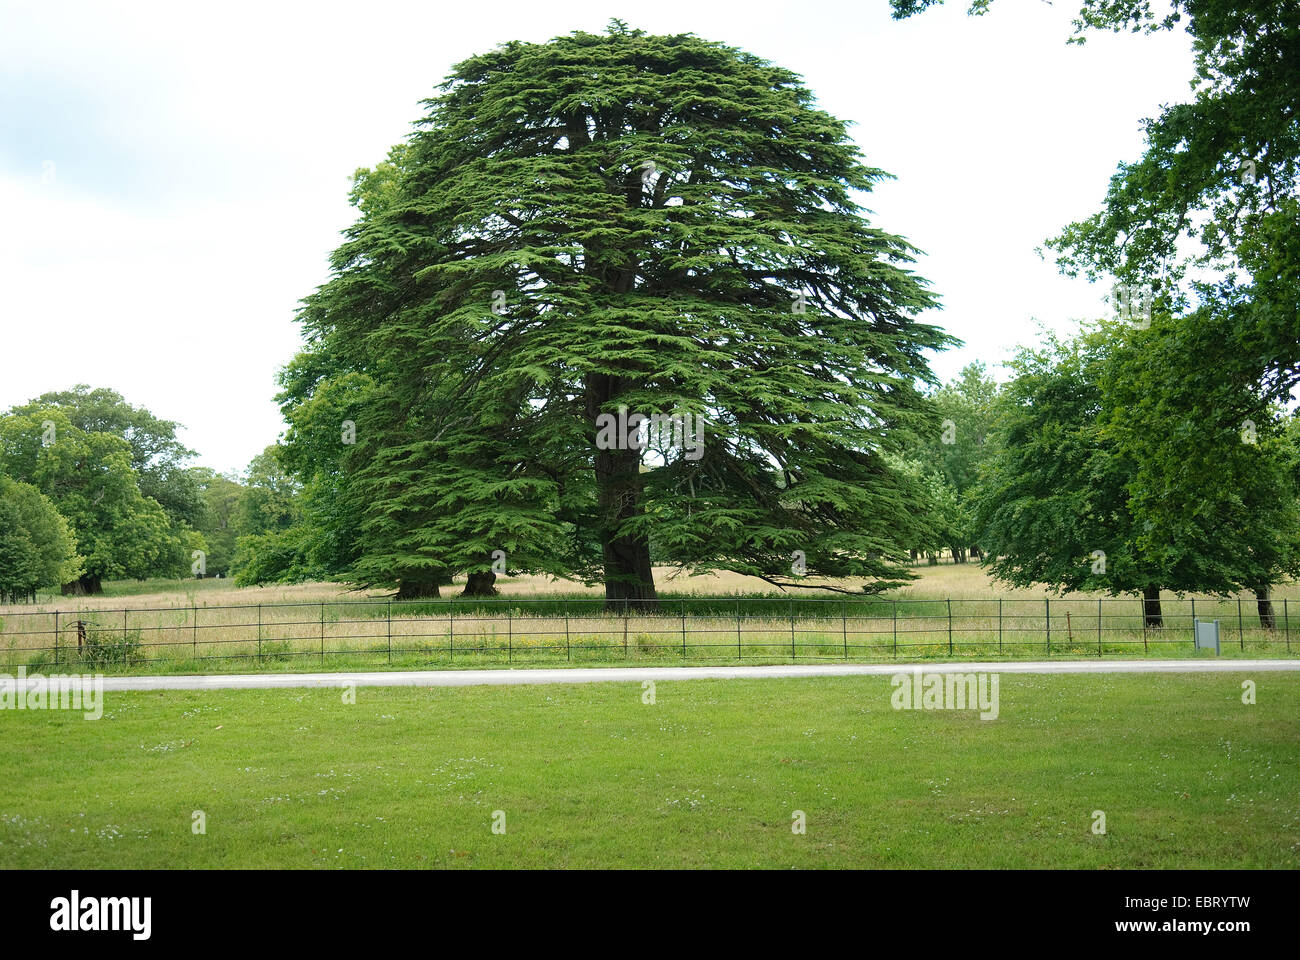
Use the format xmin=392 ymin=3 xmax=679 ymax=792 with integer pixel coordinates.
xmin=906 ymin=325 xmax=1299 ymax=628
xmin=0 ymin=386 xmax=298 ymax=599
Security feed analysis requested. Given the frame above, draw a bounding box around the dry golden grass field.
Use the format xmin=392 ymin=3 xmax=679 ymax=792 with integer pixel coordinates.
xmin=6 ymin=560 xmax=1300 ymax=608
xmin=1 ymin=563 xmax=1296 ymax=673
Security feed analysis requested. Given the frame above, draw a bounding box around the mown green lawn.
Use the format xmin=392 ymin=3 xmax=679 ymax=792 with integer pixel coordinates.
xmin=1 ymin=673 xmax=1296 ymax=868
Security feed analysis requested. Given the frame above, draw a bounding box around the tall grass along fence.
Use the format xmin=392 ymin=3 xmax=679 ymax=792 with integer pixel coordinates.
xmin=0 ymin=595 xmax=1293 ymax=674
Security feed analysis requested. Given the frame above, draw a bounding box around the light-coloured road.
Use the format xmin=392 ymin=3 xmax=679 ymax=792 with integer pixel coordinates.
xmin=45 ymin=659 xmax=1300 ymax=692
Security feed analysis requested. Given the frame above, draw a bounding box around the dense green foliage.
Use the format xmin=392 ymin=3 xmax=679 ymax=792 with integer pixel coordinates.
xmin=974 ymin=326 xmax=1159 ymax=605
xmin=1103 ymin=310 xmax=1300 ymax=623
xmin=8 ymin=386 xmax=205 ymax=530
xmin=0 ymin=390 xmax=296 ymax=595
xmin=190 ymin=469 xmax=243 ymax=576
xmin=0 ymin=408 xmax=193 ymax=594
xmin=907 ymin=363 xmax=1000 ymax=563
xmin=894 ymin=1 xmax=1300 ymax=617
xmin=222 ymin=445 xmax=308 ymax=585
xmin=0 ymin=475 xmax=81 ymax=603
xmin=973 ymin=322 xmax=1299 ymax=624
xmin=275 ymin=23 xmax=953 ymax=604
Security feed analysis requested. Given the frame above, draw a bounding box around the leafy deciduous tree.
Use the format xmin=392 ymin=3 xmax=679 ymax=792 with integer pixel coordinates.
xmin=0 ymin=410 xmax=192 ymax=593
xmin=0 ymin=475 xmax=82 ymax=603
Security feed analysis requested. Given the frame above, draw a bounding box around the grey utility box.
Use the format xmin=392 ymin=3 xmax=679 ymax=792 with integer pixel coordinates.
xmin=1193 ymin=618 xmax=1221 ymax=654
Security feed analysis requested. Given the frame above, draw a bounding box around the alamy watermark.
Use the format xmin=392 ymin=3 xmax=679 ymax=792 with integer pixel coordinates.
xmin=595 ymin=406 xmax=704 ymax=461
xmin=890 ymin=667 xmax=999 ymax=720
xmin=1111 ymin=282 xmax=1152 ymax=329
xmin=50 ymin=891 xmax=150 ymax=940
xmin=0 ymin=667 xmax=104 ymax=720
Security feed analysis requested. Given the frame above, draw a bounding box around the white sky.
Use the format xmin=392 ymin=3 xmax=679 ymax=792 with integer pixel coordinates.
xmin=0 ymin=0 xmax=1195 ymax=474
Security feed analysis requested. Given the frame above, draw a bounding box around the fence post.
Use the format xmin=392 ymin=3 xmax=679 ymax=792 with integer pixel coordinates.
xmin=1285 ymin=598 xmax=1290 ymax=653
xmin=563 ymin=599 xmax=569 ymax=661
xmin=892 ymin=600 xmax=897 ymax=658
xmin=192 ymin=602 xmax=197 ymax=656
xmin=320 ymin=604 xmax=325 ymax=665
xmin=735 ymin=599 xmax=741 ymax=660
xmin=622 ymin=600 xmax=628 ymax=658
xmin=842 ymin=600 xmax=847 ymax=660
xmin=508 ymin=606 xmax=514 ymax=663
xmin=450 ymin=599 xmax=455 ymax=662
xmin=1097 ymin=598 xmax=1102 ymax=656
xmin=387 ymin=601 xmax=392 ymax=664
xmin=1238 ymin=597 xmax=1244 ymax=650
xmin=789 ymin=598 xmax=795 ymax=661
xmin=947 ymin=599 xmax=953 ymax=656
xmin=257 ymin=604 xmax=262 ymax=662
xmin=682 ymin=599 xmax=688 ymax=660
xmin=1045 ymin=598 xmax=1050 ymax=656
xmin=998 ymin=598 xmax=1002 ymax=653
xmin=53 ymin=610 xmax=59 ymax=665
xmin=124 ymin=609 xmax=129 ymax=666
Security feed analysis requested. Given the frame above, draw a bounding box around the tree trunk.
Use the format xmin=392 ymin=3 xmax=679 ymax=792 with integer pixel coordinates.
xmin=395 ymin=579 xmax=441 ymax=600
xmin=970 ymin=545 xmax=983 ymax=561
xmin=598 ymin=452 xmax=658 ymax=610
xmin=1255 ymin=584 xmax=1276 ymax=630
xmin=588 ymin=372 xmax=657 ymax=611
xmin=603 ymin=537 xmax=657 ymax=610
xmin=461 ymin=571 xmax=498 ymax=597
xmin=61 ymin=574 xmax=102 ymax=596
xmin=1142 ymin=585 xmax=1163 ymax=628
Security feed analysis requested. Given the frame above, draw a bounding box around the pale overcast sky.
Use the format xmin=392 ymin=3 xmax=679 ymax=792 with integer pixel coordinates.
xmin=0 ymin=0 xmax=1194 ymax=474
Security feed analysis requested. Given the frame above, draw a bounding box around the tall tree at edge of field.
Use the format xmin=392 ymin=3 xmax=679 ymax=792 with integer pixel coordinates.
xmin=280 ymin=22 xmax=954 ymax=606
xmin=974 ymin=323 xmax=1176 ymax=624
xmin=975 ymin=320 xmax=1299 ymax=625
xmin=1103 ymin=309 xmax=1300 ymax=626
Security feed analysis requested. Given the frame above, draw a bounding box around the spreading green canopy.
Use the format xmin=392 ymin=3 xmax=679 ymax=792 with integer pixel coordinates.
xmin=974 ymin=321 xmax=1299 ymax=624
xmin=974 ymin=325 xmax=1162 ymax=599
xmin=0 ymin=407 xmax=201 ymax=593
xmin=279 ymin=23 xmax=953 ymax=603
xmin=9 ymin=385 xmax=205 ymax=530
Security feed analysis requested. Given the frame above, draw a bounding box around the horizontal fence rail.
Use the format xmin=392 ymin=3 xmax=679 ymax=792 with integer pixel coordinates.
xmin=0 ymin=595 xmax=1292 ymax=673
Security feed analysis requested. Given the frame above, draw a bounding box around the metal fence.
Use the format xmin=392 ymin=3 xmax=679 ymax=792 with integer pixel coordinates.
xmin=0 ymin=595 xmax=1293 ymax=671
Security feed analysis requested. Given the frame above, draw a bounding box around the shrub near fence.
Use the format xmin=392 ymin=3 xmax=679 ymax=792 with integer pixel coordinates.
xmin=0 ymin=595 xmax=1293 ymax=674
